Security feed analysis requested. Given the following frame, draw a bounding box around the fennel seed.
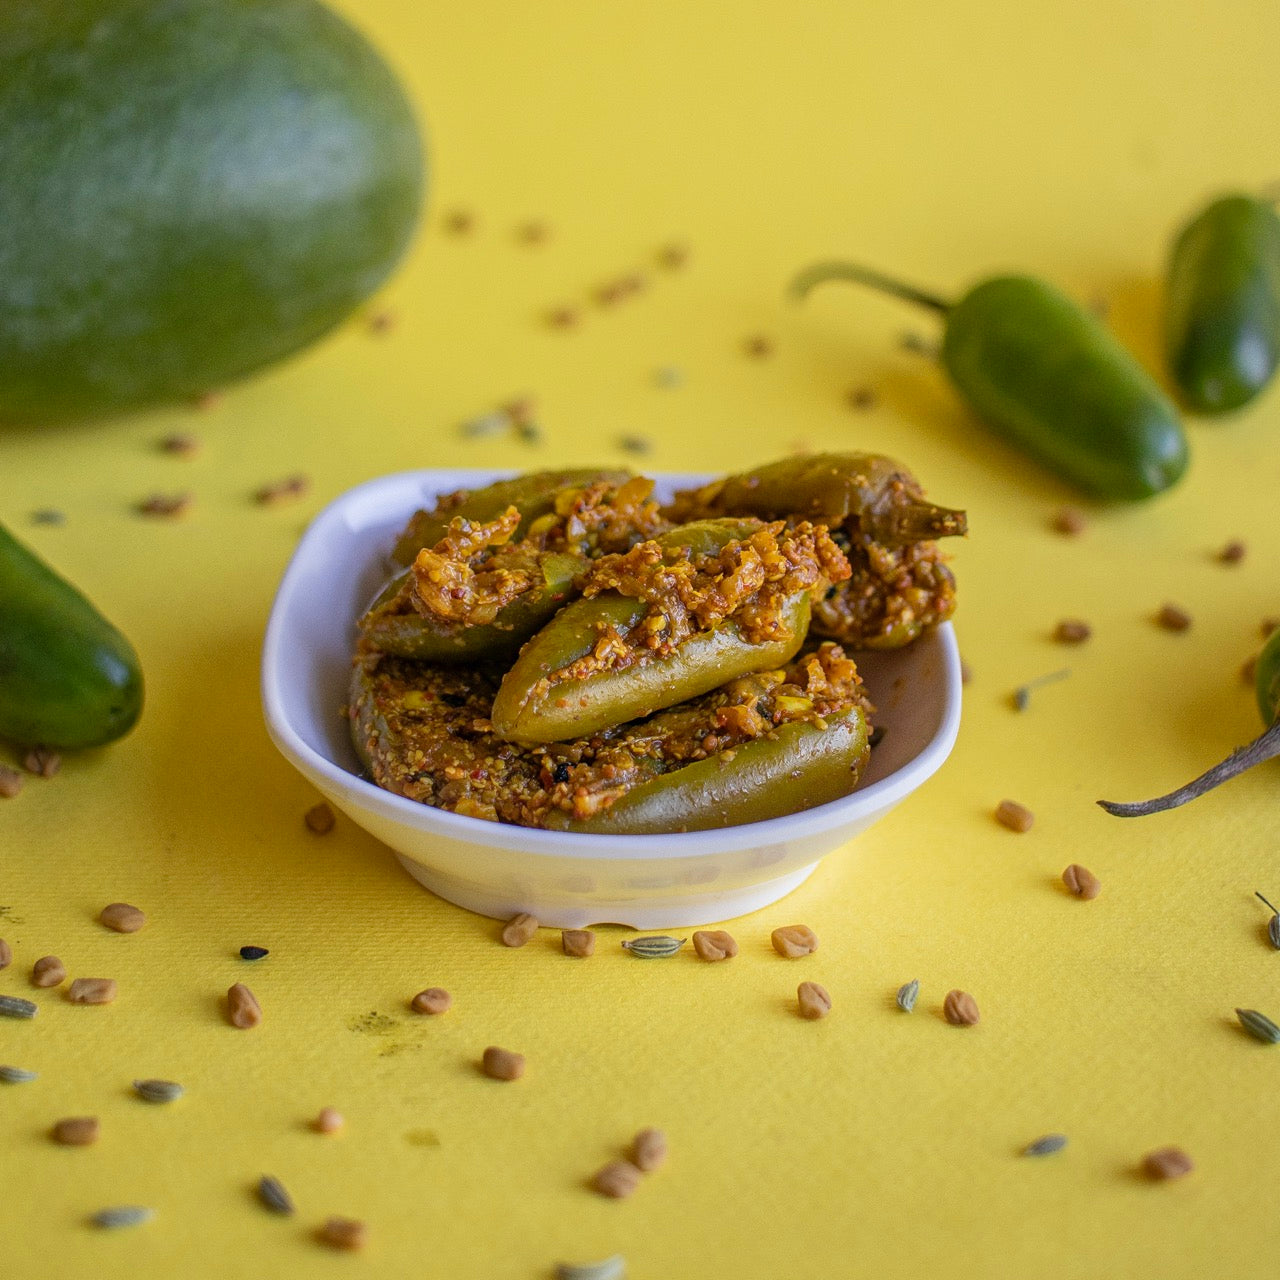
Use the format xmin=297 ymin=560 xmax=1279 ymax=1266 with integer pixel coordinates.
xmin=896 ymin=979 xmax=920 ymax=1013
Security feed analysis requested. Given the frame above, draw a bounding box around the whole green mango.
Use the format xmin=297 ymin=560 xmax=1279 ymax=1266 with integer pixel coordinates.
xmin=0 ymin=0 xmax=425 ymax=425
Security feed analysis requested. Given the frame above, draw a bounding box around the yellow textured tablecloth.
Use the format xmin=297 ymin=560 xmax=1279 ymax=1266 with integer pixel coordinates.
xmin=6 ymin=2 xmax=1280 ymax=1276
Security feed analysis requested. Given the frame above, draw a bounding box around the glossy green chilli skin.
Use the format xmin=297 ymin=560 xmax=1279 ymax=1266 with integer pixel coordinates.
xmin=0 ymin=523 xmax=143 ymax=748
xmin=491 ymin=520 xmax=811 ymax=744
xmin=358 ymin=552 xmax=586 ymax=663
xmin=794 ymin=264 xmax=1189 ymax=501
xmin=1165 ymin=194 xmax=1280 ymax=415
xmin=548 ymin=706 xmax=869 ymax=834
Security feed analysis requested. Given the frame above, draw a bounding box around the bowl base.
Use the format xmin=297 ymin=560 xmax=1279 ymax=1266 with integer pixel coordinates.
xmin=393 ymin=854 xmax=820 ymax=929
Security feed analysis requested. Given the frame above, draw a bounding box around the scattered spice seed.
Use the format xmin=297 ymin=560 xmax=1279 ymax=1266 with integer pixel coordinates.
xmin=133 ymin=1079 xmax=184 ymax=1104
xmin=556 ymin=1256 xmax=626 ymax=1280
xmin=995 ymin=799 xmax=1034 ymax=833
xmin=23 ymin=746 xmax=60 ymax=778
xmin=592 ymin=1159 xmax=642 ymax=1199
xmin=1053 ymin=619 xmax=1092 ymax=644
xmin=0 ymin=994 xmax=37 ymax=1019
xmin=137 ymin=492 xmax=192 ymax=517
xmin=255 ymin=474 xmax=310 ymax=506
xmin=621 ymin=935 xmax=686 ymax=958
xmin=516 ymin=419 xmax=543 ymax=445
xmin=30 ymin=508 xmax=66 ymax=525
xmin=317 ymin=1217 xmax=367 ymax=1251
xmin=631 ymin=1128 xmax=668 ymax=1173
xmin=691 ymin=930 xmax=738 ymax=962
xmin=239 ymin=945 xmax=269 ymax=961
xmin=482 ymin=1046 xmax=525 ymax=1081
xmin=771 ymin=925 xmax=818 ymax=958
xmin=847 ymin=386 xmax=877 ymax=410
xmin=561 ymin=929 xmax=595 ymax=958
xmin=502 ymin=396 xmax=537 ymax=425
xmin=516 ymin=221 xmax=549 ymax=245
xmin=159 ymin=432 xmax=200 ymax=457
xmin=943 ymin=990 xmax=980 ymax=1026
xmin=1256 ymin=893 xmax=1280 ymax=950
xmin=618 ymin=434 xmax=653 ymax=455
xmin=547 ymin=305 xmax=581 ymax=329
xmin=1142 ymin=1147 xmax=1194 ymax=1180
xmin=314 ymin=1107 xmax=344 ymax=1134
xmin=1236 ymin=1008 xmax=1280 ymax=1044
xmin=410 ymin=987 xmax=452 ymax=1015
xmin=66 ymin=978 xmax=116 ymax=1005
xmin=657 ymin=242 xmax=689 ymax=269
xmin=460 ymin=409 xmax=512 ymax=438
xmin=1062 ymin=864 xmax=1102 ymax=900
xmin=444 ymin=209 xmax=475 ymax=235
xmin=303 ymin=802 xmax=335 ymax=834
xmin=899 ymin=330 xmax=939 ymax=358
xmin=743 ymin=334 xmax=774 ymax=358
xmin=1243 ymin=654 xmax=1259 ymax=685
xmin=1012 ymin=667 xmax=1071 ymax=711
xmin=226 ymin=982 xmax=262 ymax=1028
xmin=31 ymin=956 xmax=66 ymax=988
xmin=0 ymin=766 xmax=23 ymax=798
xmin=1051 ymin=506 xmax=1088 ymax=536
xmin=257 ymin=1175 xmax=295 ymax=1216
xmin=1023 ymin=1134 xmax=1068 ymax=1157
xmin=99 ymin=902 xmax=146 ymax=933
xmin=501 ymin=912 xmax=540 ymax=948
xmin=797 ymin=981 xmax=833 ymax=1020
xmin=0 ymin=938 xmax=10 ymax=969
xmin=367 ymin=310 xmax=396 ymax=335
xmin=653 ymin=365 xmax=684 ymax=389
xmin=0 ymin=1065 xmax=38 ymax=1084
xmin=1218 ymin=539 xmax=1247 ymax=564
xmin=1156 ymin=603 xmax=1192 ymax=632
xmin=52 ymin=1116 xmax=99 ymax=1146
xmin=191 ymin=390 xmax=223 ymax=412
xmin=91 ymin=1206 xmax=154 ymax=1229
xmin=896 ymin=979 xmax=920 ymax=1013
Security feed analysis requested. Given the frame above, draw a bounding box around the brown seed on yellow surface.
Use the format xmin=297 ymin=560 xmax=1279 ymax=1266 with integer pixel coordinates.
xmin=1142 ymin=1146 xmax=1194 ymax=1180
xmin=1062 ymin=864 xmax=1101 ymax=899
xmin=0 ymin=938 xmax=10 ymax=969
xmin=482 ymin=1046 xmax=525 ymax=1081
xmin=410 ymin=987 xmax=452 ymax=1015
xmin=847 ymin=385 xmax=878 ymax=411
xmin=0 ymin=766 xmax=22 ymax=798
xmin=501 ymin=912 xmax=539 ymax=948
xmin=1053 ymin=619 xmax=1092 ymax=644
xmin=137 ymin=492 xmax=192 ymax=518
xmin=631 ymin=1128 xmax=668 ymax=1173
xmin=99 ymin=902 xmax=146 ymax=933
xmin=159 ymin=432 xmax=200 ymax=457
xmin=52 ymin=1116 xmax=99 ymax=1146
xmin=592 ymin=1159 xmax=642 ymax=1199
xmin=771 ymin=925 xmax=818 ymax=958
xmin=313 ymin=1107 xmax=344 ymax=1135
xmin=23 ymin=747 xmax=60 ymax=778
xmin=547 ymin=305 xmax=581 ymax=329
xmin=304 ymin=802 xmax=335 ymax=835
xmin=995 ymin=799 xmax=1034 ymax=832
xmin=1051 ymin=506 xmax=1087 ymax=536
xmin=226 ymin=982 xmax=262 ymax=1029
xmin=255 ymin=474 xmax=310 ymax=506
xmin=31 ymin=956 xmax=66 ymax=988
xmin=561 ymin=929 xmax=595 ymax=958
xmin=1156 ymin=603 xmax=1192 ymax=632
xmin=691 ymin=930 xmax=738 ymax=962
xmin=444 ymin=209 xmax=475 ymax=235
xmin=516 ymin=221 xmax=549 ymax=245
xmin=1243 ymin=655 xmax=1259 ymax=685
xmin=943 ymin=990 xmax=980 ymax=1026
xmin=367 ymin=310 xmax=396 ymax=335
xmin=797 ymin=981 xmax=833 ymax=1020
xmin=657 ymin=242 xmax=689 ymax=269
xmin=317 ymin=1217 xmax=368 ymax=1251
xmin=67 ymin=978 xmax=117 ymax=1005
xmin=743 ymin=334 xmax=774 ymax=359
xmin=1218 ymin=539 xmax=1247 ymax=564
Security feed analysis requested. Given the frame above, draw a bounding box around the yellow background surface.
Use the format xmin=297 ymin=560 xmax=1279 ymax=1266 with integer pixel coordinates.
xmin=5 ymin=2 xmax=1280 ymax=1276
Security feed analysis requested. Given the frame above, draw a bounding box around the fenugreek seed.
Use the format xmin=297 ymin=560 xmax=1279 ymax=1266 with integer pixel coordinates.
xmin=556 ymin=1255 xmax=626 ymax=1280
xmin=99 ymin=902 xmax=146 ymax=933
xmin=562 ymin=929 xmax=595 ymax=958
xmin=67 ymin=978 xmax=116 ymax=1005
xmin=192 ymin=390 xmax=223 ymax=411
xmin=1051 ymin=506 xmax=1087 ymax=536
xmin=0 ymin=1065 xmax=37 ymax=1083
xmin=304 ymin=802 xmax=335 ymax=834
xmin=0 ymin=938 xmax=10 ymax=969
xmin=226 ymin=982 xmax=262 ymax=1028
xmin=1243 ymin=654 xmax=1259 ymax=685
xmin=31 ymin=956 xmax=66 ymax=988
xmin=52 ymin=1116 xmax=99 ymax=1146
xmin=133 ymin=1079 xmax=184 ymax=1104
xmin=1062 ymin=864 xmax=1102 ymax=899
xmin=1236 ymin=1008 xmax=1280 ymax=1044
xmin=744 ymin=334 xmax=774 ymax=358
xmin=547 ymin=306 xmax=581 ymax=329
xmin=1218 ymin=539 xmax=1247 ymax=564
xmin=621 ymin=935 xmax=686 ymax=958
xmin=797 ymin=981 xmax=833 ymax=1020
xmin=1023 ymin=1134 xmax=1068 ymax=1157
xmin=314 ymin=1107 xmax=344 ymax=1133
xmin=30 ymin=508 xmax=66 ymax=525
xmin=240 ymin=945 xmax=269 ymax=961
xmin=0 ymin=994 xmax=37 ymax=1018
xmin=23 ymin=746 xmax=60 ymax=778
xmin=592 ymin=1159 xmax=642 ymax=1199
xmin=0 ymin=766 xmax=23 ymax=798
xmin=502 ymin=912 xmax=539 ymax=948
xmin=258 ymin=1175 xmax=295 ymax=1215
xmin=1142 ymin=1147 xmax=1194 ymax=1180
xmin=516 ymin=420 xmax=542 ymax=444
xmin=654 ymin=365 xmax=684 ymax=389
xmin=943 ymin=989 xmax=980 ymax=1026
xmin=618 ymin=434 xmax=653 ymax=454
xmin=159 ymin=432 xmax=200 ymax=456
xmin=1053 ymin=619 xmax=1092 ymax=644
xmin=995 ymin=799 xmax=1034 ymax=832
xmin=137 ymin=491 xmax=192 ymax=517
xmin=517 ymin=221 xmax=549 ymax=245
xmin=848 ymin=385 xmax=878 ymax=411
xmin=367 ymin=310 xmax=396 ymax=335
xmin=631 ymin=1128 xmax=668 ymax=1173
xmin=1156 ymin=603 xmax=1192 ymax=632
xmin=254 ymin=474 xmax=309 ymax=505
xmin=444 ymin=209 xmax=474 ymax=235
xmin=658 ymin=242 xmax=689 ymax=269
xmin=410 ymin=987 xmax=452 ymax=1014
xmin=771 ymin=925 xmax=818 ymax=958
xmin=317 ymin=1217 xmax=367 ymax=1251
xmin=896 ymin=979 xmax=920 ymax=1012
xmin=91 ymin=1206 xmax=154 ymax=1229
xmin=482 ymin=1046 xmax=525 ymax=1081
xmin=691 ymin=930 xmax=738 ymax=962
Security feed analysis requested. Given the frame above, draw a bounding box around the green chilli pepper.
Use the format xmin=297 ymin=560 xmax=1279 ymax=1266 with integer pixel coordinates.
xmin=1099 ymin=626 xmax=1280 ymax=817
xmin=793 ymin=264 xmax=1189 ymax=501
xmin=491 ymin=520 xmax=813 ymax=744
xmin=547 ymin=706 xmax=869 ymax=834
xmin=1165 ymin=193 xmax=1280 ymax=414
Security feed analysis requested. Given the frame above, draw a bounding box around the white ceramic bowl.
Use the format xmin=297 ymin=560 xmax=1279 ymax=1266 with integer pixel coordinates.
xmin=262 ymin=469 xmax=962 ymax=928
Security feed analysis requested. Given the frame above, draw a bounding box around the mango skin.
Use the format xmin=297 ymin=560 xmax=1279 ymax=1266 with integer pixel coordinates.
xmin=0 ymin=0 xmax=425 ymax=425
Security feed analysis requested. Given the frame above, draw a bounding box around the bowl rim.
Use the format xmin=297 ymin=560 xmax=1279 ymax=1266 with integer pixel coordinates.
xmin=262 ymin=467 xmax=963 ymax=864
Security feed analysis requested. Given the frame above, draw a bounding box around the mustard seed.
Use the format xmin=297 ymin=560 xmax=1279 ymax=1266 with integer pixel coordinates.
xmin=771 ymin=925 xmax=818 ymax=958
xmin=943 ymin=990 xmax=980 ymax=1026
xmin=995 ymin=799 xmax=1034 ymax=832
xmin=1156 ymin=603 xmax=1192 ymax=632
xmin=99 ymin=902 xmax=146 ymax=933
xmin=1143 ymin=1146 xmax=1194 ymax=1180
xmin=482 ymin=1046 xmax=525 ymax=1081
xmin=226 ymin=982 xmax=262 ymax=1028
xmin=23 ymin=746 xmax=60 ymax=778
xmin=1062 ymin=864 xmax=1102 ymax=899
xmin=561 ymin=929 xmax=595 ymax=958
xmin=691 ymin=930 xmax=738 ymax=961
xmin=797 ymin=981 xmax=833 ymax=1020
xmin=592 ymin=1160 xmax=642 ymax=1199
xmin=410 ymin=987 xmax=452 ymax=1015
xmin=31 ymin=956 xmax=65 ymax=988
xmin=67 ymin=978 xmax=116 ymax=1005
xmin=313 ymin=1107 xmax=344 ymax=1135
xmin=631 ymin=1128 xmax=668 ymax=1173
xmin=317 ymin=1217 xmax=368 ymax=1251
xmin=501 ymin=912 xmax=539 ymax=948
xmin=304 ymin=802 xmax=335 ymax=834
xmin=1053 ymin=619 xmax=1092 ymax=644
xmin=0 ymin=766 xmax=23 ymax=798
xmin=52 ymin=1116 xmax=99 ymax=1146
